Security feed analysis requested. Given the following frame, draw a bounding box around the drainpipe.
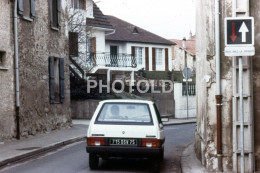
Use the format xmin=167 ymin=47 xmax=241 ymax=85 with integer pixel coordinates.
xmin=14 ymin=0 xmax=20 ymax=139
xmin=215 ymin=0 xmax=222 ymax=171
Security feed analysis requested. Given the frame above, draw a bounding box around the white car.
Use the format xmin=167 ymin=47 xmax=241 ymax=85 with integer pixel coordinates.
xmin=86 ymin=99 xmax=168 ymax=170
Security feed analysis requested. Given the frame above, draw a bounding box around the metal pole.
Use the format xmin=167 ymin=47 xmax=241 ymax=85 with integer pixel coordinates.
xmin=186 ymin=76 xmax=189 ymax=118
xmin=239 ymin=56 xmax=244 ymax=173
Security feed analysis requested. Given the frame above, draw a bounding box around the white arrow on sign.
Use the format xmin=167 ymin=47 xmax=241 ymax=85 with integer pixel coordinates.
xmin=239 ymin=22 xmax=249 ymax=42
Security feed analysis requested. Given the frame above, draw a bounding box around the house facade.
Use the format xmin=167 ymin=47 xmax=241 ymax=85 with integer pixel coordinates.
xmin=105 ymin=16 xmax=174 ymax=73
xmin=0 ymin=0 xmax=71 ymax=141
xmin=170 ymin=34 xmax=196 ymax=72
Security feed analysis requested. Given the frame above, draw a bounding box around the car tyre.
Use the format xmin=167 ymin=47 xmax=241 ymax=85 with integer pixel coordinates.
xmin=89 ymin=153 xmax=99 ymax=170
xmin=159 ymin=148 xmax=164 ymax=162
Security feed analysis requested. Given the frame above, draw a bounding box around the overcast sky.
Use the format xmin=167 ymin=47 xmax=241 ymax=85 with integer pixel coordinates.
xmin=94 ymin=0 xmax=196 ymax=40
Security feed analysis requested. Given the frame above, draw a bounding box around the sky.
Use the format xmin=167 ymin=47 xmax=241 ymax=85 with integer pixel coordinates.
xmin=94 ymin=0 xmax=196 ymax=40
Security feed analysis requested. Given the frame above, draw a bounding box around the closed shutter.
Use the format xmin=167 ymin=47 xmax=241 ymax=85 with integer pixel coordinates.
xmin=131 ymin=46 xmax=136 ymax=56
xmin=57 ymin=0 xmax=61 ymax=28
xmin=49 ymin=0 xmax=53 ymax=27
xmin=59 ymin=58 xmax=65 ymax=103
xmin=152 ymin=48 xmax=156 ymax=71
xmin=69 ymin=32 xmax=79 ymax=56
xmin=93 ymin=37 xmax=96 ymax=65
xmin=131 ymin=46 xmax=136 ymax=67
xmin=145 ymin=47 xmax=149 ymax=70
xmin=165 ymin=48 xmax=169 ymax=71
xmin=30 ymin=0 xmax=36 ymax=19
xmin=49 ymin=57 xmax=55 ymax=104
xmin=18 ymin=0 xmax=24 ymax=15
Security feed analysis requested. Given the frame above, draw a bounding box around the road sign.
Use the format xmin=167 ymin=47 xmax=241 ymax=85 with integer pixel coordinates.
xmin=182 ymin=67 xmax=192 ymax=79
xmin=225 ymin=17 xmax=254 ymax=46
xmin=224 ymin=17 xmax=255 ymax=56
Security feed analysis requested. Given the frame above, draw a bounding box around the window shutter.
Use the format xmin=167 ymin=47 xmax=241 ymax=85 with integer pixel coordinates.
xmin=59 ymin=58 xmax=65 ymax=103
xmin=69 ymin=32 xmax=79 ymax=56
xmin=18 ymin=0 xmax=24 ymax=15
xmin=49 ymin=57 xmax=55 ymax=104
xmin=145 ymin=47 xmax=149 ymax=70
xmin=165 ymin=48 xmax=169 ymax=71
xmin=30 ymin=0 xmax=36 ymax=19
xmin=57 ymin=0 xmax=61 ymax=28
xmin=131 ymin=46 xmax=136 ymax=57
xmin=152 ymin=48 xmax=156 ymax=71
xmin=131 ymin=46 xmax=136 ymax=67
xmin=49 ymin=0 xmax=53 ymax=27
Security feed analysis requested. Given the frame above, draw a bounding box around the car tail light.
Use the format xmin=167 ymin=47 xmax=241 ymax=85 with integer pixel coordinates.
xmin=87 ymin=137 xmax=105 ymax=146
xmin=142 ymin=139 xmax=161 ymax=148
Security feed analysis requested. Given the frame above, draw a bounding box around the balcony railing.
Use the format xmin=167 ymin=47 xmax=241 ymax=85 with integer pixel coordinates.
xmin=86 ymin=52 xmax=137 ymax=68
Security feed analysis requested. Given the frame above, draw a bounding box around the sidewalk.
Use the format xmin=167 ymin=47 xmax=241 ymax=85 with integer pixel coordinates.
xmin=0 ymin=118 xmax=196 ymax=168
xmin=181 ymin=142 xmax=207 ymax=173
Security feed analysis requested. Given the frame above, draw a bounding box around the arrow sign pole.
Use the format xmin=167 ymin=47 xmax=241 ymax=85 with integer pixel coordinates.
xmin=239 ymin=22 xmax=249 ymax=42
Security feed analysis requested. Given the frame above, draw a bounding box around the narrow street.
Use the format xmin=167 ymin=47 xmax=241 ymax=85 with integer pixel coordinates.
xmin=0 ymin=124 xmax=195 ymax=173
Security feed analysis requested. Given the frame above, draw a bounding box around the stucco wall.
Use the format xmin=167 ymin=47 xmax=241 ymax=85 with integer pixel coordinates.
xmin=172 ymin=45 xmax=195 ymax=72
xmin=174 ymin=83 xmax=196 ymax=118
xmin=251 ymin=0 xmax=260 ymax=170
xmin=0 ymin=1 xmax=16 ymax=140
xmin=195 ymin=0 xmax=233 ymax=171
xmin=195 ymin=0 xmax=260 ymax=172
xmin=17 ymin=0 xmax=71 ymax=137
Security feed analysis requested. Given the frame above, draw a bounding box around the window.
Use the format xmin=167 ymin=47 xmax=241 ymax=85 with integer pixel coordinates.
xmin=95 ymin=103 xmax=153 ymax=125
xmin=50 ymin=0 xmax=61 ymax=29
xmin=0 ymin=52 xmax=4 ymax=66
xmin=49 ymin=57 xmax=65 ymax=104
xmin=73 ymin=0 xmax=86 ymax=10
xmin=87 ymin=37 xmax=96 ymax=53
xmin=156 ymin=48 xmax=163 ymax=65
xmin=18 ymin=0 xmax=36 ymax=20
xmin=69 ymin=32 xmax=79 ymax=56
xmin=135 ymin=47 xmax=143 ymax=65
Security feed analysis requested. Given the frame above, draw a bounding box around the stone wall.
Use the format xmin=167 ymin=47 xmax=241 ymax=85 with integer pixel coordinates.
xmin=17 ymin=0 xmax=71 ymax=137
xmin=71 ymin=99 xmax=100 ymax=119
xmin=0 ymin=1 xmax=16 ymax=140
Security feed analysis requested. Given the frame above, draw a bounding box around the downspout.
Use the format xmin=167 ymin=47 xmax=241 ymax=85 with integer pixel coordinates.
xmin=215 ymin=0 xmax=222 ymax=171
xmin=14 ymin=0 xmax=20 ymax=139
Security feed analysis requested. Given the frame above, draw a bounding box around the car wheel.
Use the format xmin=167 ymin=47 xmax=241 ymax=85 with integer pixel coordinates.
xmin=89 ymin=153 xmax=99 ymax=170
xmin=159 ymin=149 xmax=164 ymax=162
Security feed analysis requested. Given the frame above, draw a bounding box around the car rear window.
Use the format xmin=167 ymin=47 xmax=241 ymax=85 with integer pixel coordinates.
xmin=95 ymin=103 xmax=153 ymax=125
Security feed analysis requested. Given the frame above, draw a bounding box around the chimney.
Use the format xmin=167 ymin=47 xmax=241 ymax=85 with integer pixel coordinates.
xmin=189 ymin=31 xmax=192 ymax=38
xmin=182 ymin=37 xmax=186 ymax=49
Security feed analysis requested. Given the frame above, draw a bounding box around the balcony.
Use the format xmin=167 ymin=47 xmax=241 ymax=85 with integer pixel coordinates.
xmin=86 ymin=52 xmax=137 ymax=69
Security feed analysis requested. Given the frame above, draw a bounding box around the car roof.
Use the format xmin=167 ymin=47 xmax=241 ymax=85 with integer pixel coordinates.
xmin=99 ymin=99 xmax=154 ymax=104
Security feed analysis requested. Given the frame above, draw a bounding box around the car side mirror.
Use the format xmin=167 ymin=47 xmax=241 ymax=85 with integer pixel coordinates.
xmin=161 ymin=117 xmax=169 ymax=122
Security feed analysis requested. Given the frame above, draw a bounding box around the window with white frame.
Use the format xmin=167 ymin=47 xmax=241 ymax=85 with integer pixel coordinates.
xmin=135 ymin=47 xmax=143 ymax=65
xmin=155 ymin=48 xmax=162 ymax=65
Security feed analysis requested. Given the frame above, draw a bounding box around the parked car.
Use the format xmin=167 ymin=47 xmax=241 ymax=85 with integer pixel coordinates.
xmin=86 ymin=99 xmax=168 ymax=169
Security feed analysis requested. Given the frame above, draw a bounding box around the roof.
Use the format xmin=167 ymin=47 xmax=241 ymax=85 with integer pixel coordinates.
xmin=86 ymin=2 xmax=114 ymax=30
xmin=170 ymin=35 xmax=196 ymax=56
xmin=105 ymin=16 xmax=175 ymax=46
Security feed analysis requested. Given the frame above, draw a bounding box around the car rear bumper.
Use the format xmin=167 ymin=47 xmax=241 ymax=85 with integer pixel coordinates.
xmin=86 ymin=146 xmax=163 ymax=157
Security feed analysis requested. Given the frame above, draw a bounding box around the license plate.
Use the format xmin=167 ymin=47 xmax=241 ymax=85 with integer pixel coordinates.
xmin=110 ymin=138 xmax=137 ymax=146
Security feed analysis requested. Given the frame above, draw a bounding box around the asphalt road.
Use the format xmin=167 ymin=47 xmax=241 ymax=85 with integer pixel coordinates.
xmin=0 ymin=123 xmax=196 ymax=173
